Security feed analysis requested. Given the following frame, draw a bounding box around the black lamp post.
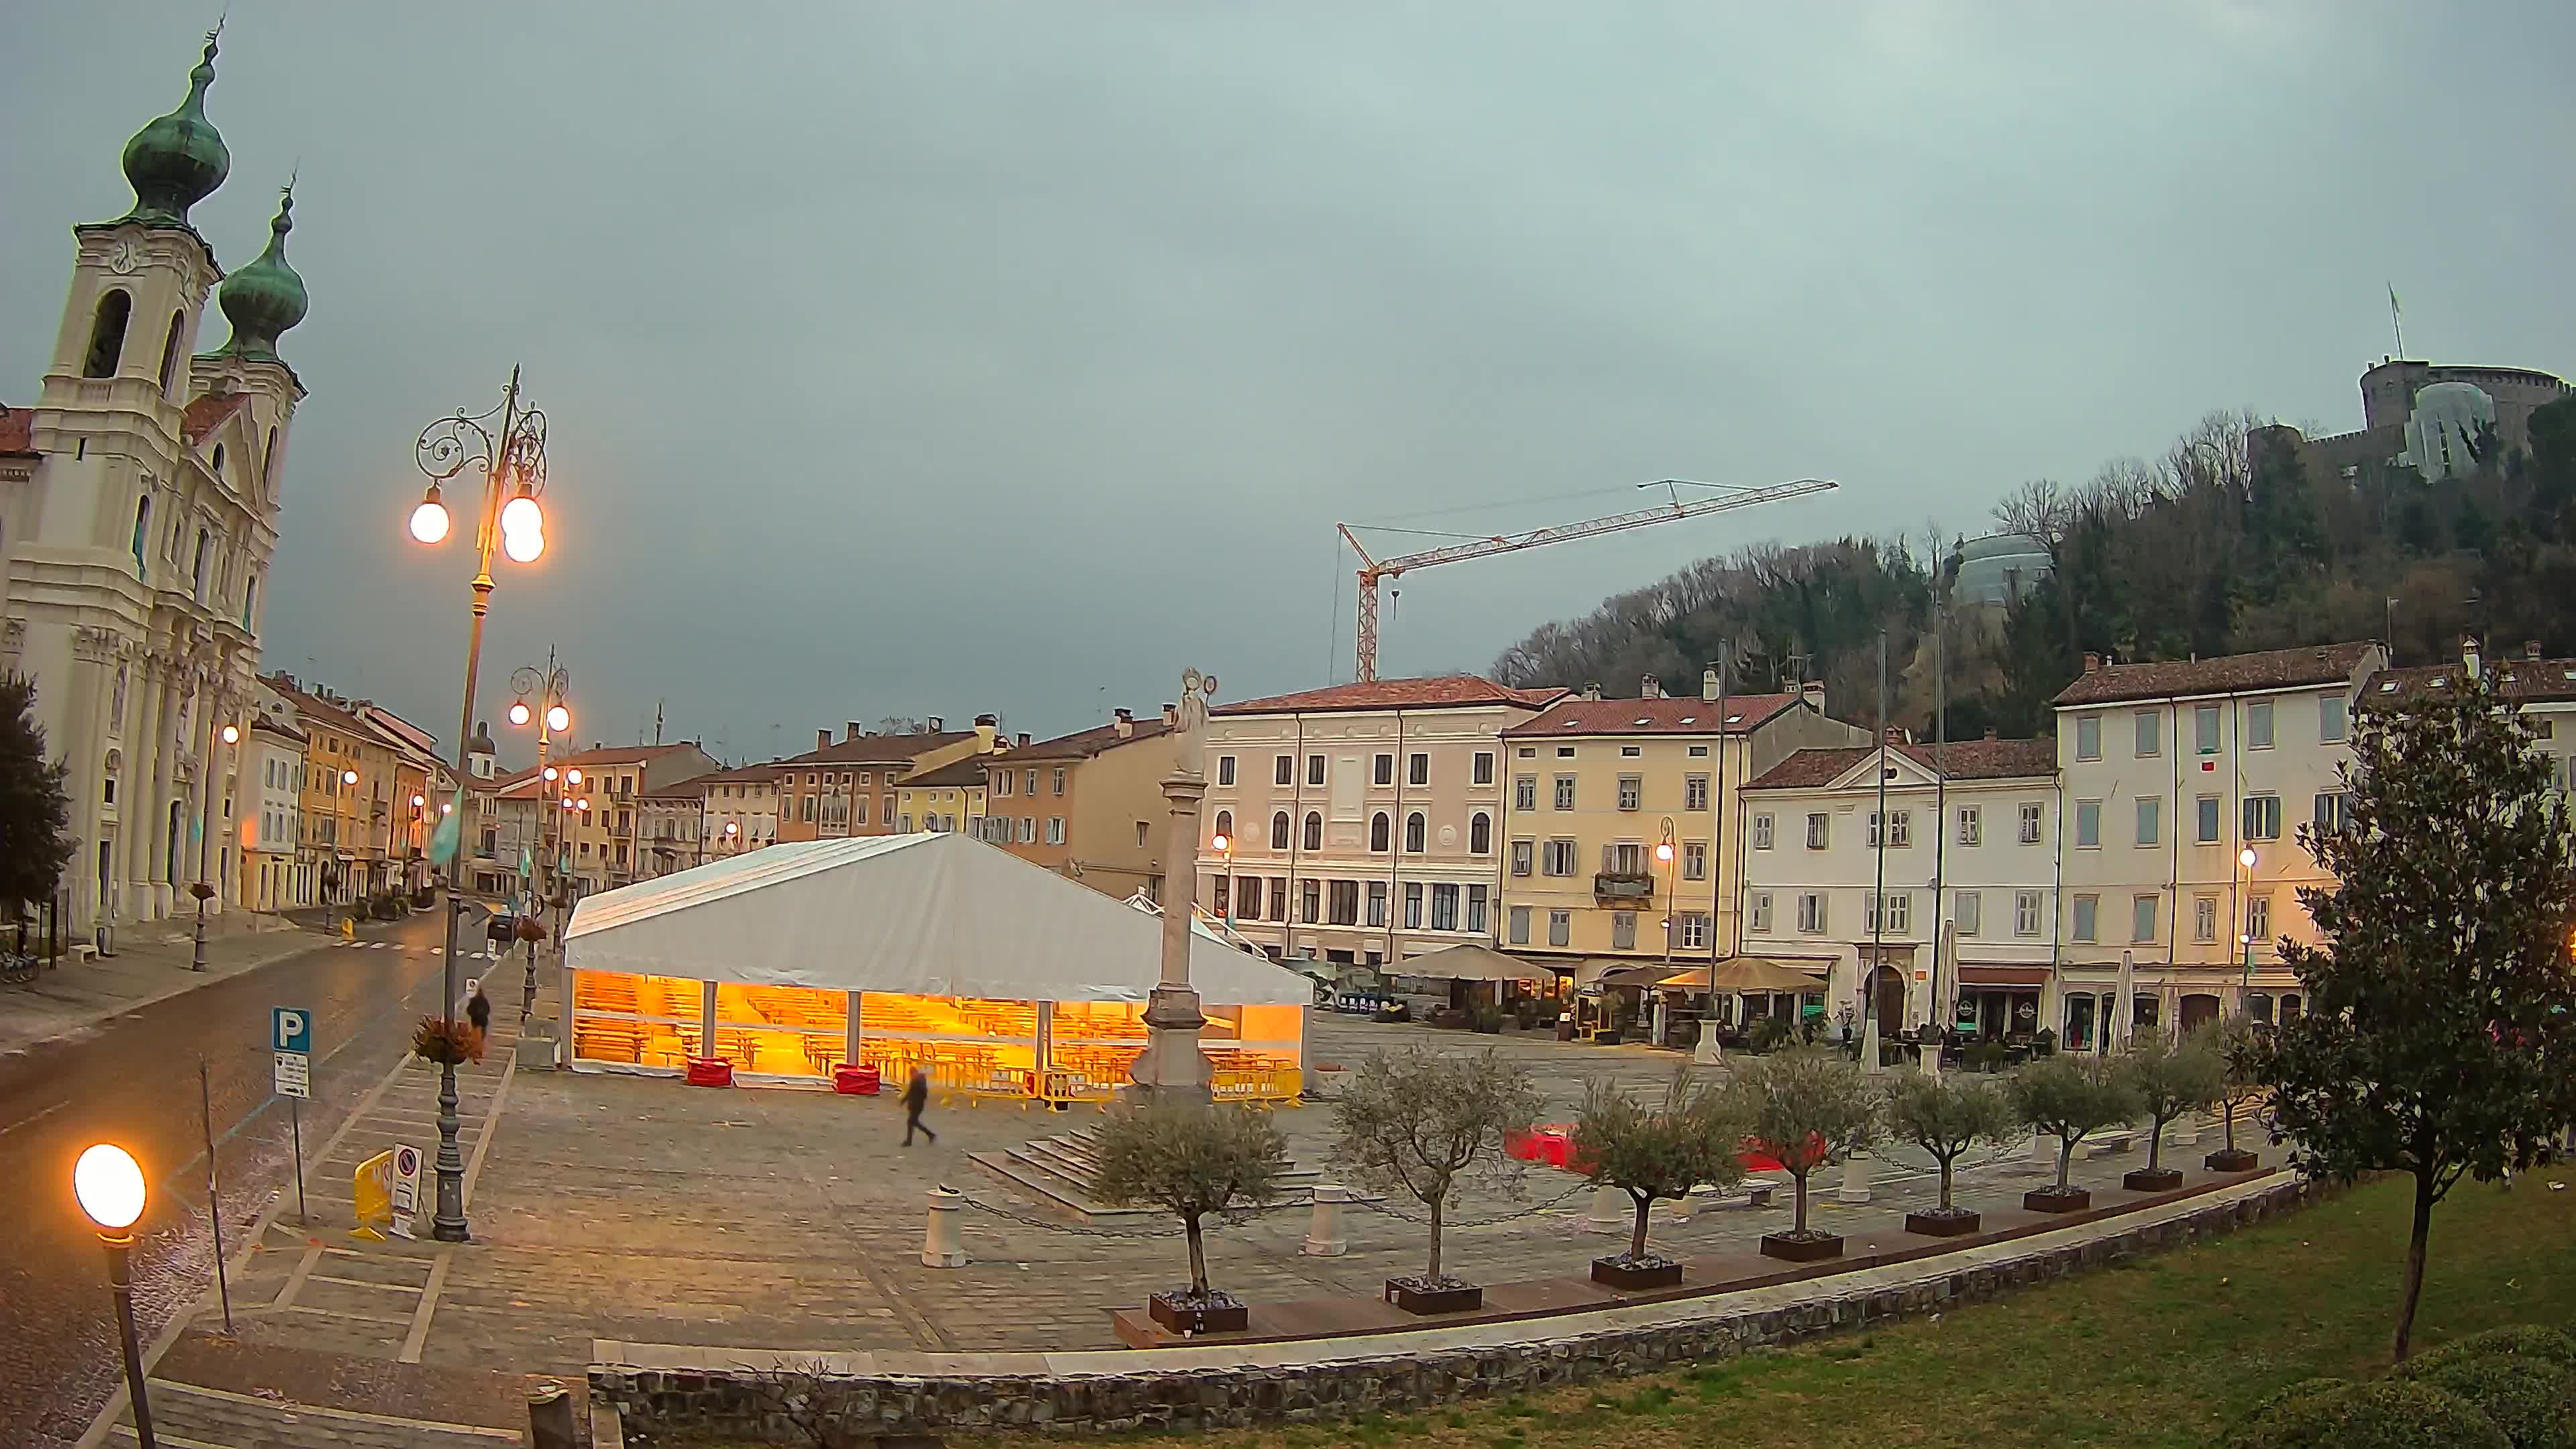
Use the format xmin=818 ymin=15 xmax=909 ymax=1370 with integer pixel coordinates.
xmin=75 ymin=1144 xmax=155 ymax=1448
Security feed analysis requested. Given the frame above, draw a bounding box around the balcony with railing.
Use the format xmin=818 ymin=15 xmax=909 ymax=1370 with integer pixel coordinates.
xmin=1593 ymin=871 xmax=1655 ymax=903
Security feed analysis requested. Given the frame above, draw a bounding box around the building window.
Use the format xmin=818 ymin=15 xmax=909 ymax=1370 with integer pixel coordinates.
xmin=1556 ymin=745 xmax=1574 ymax=758
xmin=802 ymin=797 xmax=816 ymax=822
xmin=1547 ymin=910 xmax=1570 ymax=947
xmin=1366 ymin=879 xmax=1387 ymax=926
xmin=1404 ymin=812 xmax=1426 ymax=853
xmin=1682 ymin=840 xmax=1706 ymax=881
xmin=2245 ymin=893 xmax=2271 ymax=944
xmin=1431 ymin=883 xmax=1458 ymax=930
xmin=2320 ymin=695 xmax=2349 ymax=743
xmin=1046 ymin=817 xmax=1065 ymax=845
xmin=1212 ymin=876 xmax=1231 ymax=918
xmin=2076 ymin=800 xmax=2100 ymax=848
xmin=1370 ymin=812 xmax=1391 ymax=852
xmin=2014 ymin=890 xmax=2042 ymax=936
xmin=1020 ymin=817 xmax=1037 ymax=843
xmin=2313 ymin=791 xmax=2348 ymax=833
xmin=1514 ymin=775 xmax=1537 ymax=810
xmin=1611 ymin=911 xmax=1636 ymax=950
xmin=1268 ymin=877 xmax=1287 ymax=922
xmin=131 ymin=496 xmax=151 ymax=576
xmin=1867 ymin=810 xmax=1910 ymax=847
xmin=1213 ymin=810 xmax=1232 ymax=845
xmin=1542 ymin=839 xmax=1577 ymax=875
xmin=1472 ymin=751 xmax=1494 ymax=786
xmin=2246 ymin=700 xmax=2275 ymax=750
xmin=1508 ymin=906 xmax=1531 ymax=945
xmin=1328 ymin=879 xmax=1359 ymax=925
xmin=1553 ymin=775 xmax=1576 ymax=810
xmin=1752 ymin=813 xmax=1774 ymax=850
xmin=2243 ymin=794 xmax=2282 ymax=841
xmin=2196 ymin=704 xmax=2221 ymax=755
xmin=1306 ymin=754 xmax=1326 ymax=786
xmin=2135 ymin=796 xmax=2159 ymax=846
xmin=2135 ymin=710 xmax=2160 ymax=757
xmin=1216 ymin=755 xmax=1236 ymax=786
xmin=2076 ymin=715 xmax=2101 ymax=761
xmin=1301 ymin=879 xmax=1322 ymax=923
xmin=1805 ymin=813 xmax=1829 ymax=849
xmin=1680 ymin=911 xmax=1710 ymax=949
xmin=1374 ymin=753 xmax=1394 ymax=786
xmin=2197 ymin=795 xmax=2221 ymax=843
xmin=1955 ymin=890 xmax=1981 ymax=936
xmin=1511 ymin=839 xmax=1534 ymax=876
xmin=1617 ymin=775 xmax=1642 ymax=811
xmin=1468 ymin=812 xmax=1491 ymax=854
xmin=2072 ymin=894 xmax=2098 ymax=943
xmin=1271 ymin=811 xmax=1290 ymax=849
xmin=1403 ymin=881 xmax=1424 ymax=928
xmin=84 ymin=288 xmax=131 ymax=378
xmin=1275 ymin=754 xmax=1294 ymax=786
xmin=1749 ymin=891 xmax=1773 ymax=933
xmin=1957 ymin=805 xmax=1980 ymax=845
xmin=1796 ymin=892 xmax=1827 ymax=933
xmin=1684 ymin=774 xmax=1709 ymax=810
xmin=1408 ymin=752 xmax=1429 ymax=787
xmin=1303 ymin=812 xmax=1323 ymax=851
xmin=1240 ymin=876 xmax=1264 ymax=919
xmin=2194 ymin=895 xmax=2218 ymax=943
xmin=1463 ymin=885 xmax=1487 ymax=935
xmin=2132 ymin=894 xmax=2159 ymax=944
xmin=1866 ymin=891 xmax=1911 ymax=934
xmin=2018 ymin=801 xmax=2042 ymax=843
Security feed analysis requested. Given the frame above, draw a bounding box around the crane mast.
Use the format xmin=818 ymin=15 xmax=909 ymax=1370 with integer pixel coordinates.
xmin=1340 ymin=476 xmax=1837 ymax=682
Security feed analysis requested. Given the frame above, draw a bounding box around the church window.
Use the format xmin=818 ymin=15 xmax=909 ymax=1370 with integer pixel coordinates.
xmin=242 ymin=572 xmax=258 ymax=630
xmin=84 ymin=290 xmax=131 ymax=378
xmin=193 ymin=527 xmax=211 ymax=602
xmin=130 ymin=496 xmax=152 ymax=576
xmin=211 ymin=443 xmax=225 ymax=478
xmin=156 ymin=311 xmax=185 ymax=392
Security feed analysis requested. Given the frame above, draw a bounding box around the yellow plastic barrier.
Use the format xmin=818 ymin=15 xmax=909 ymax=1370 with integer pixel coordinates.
xmin=352 ymin=1149 xmax=393 ymax=1241
xmin=1038 ymin=1069 xmax=1119 ymax=1110
xmin=1210 ymin=1066 xmax=1301 ymax=1106
xmin=962 ymin=1065 xmax=1037 ymax=1106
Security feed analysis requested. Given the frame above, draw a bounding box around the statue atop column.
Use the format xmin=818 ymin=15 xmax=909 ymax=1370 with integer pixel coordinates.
xmin=1130 ymin=667 xmax=1220 ymax=1105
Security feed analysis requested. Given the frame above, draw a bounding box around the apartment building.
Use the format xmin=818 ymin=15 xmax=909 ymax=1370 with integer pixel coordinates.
xmin=984 ymin=708 xmax=1175 ymax=900
xmin=264 ymin=678 xmax=398 ymax=903
xmin=1498 ymin=673 xmax=1864 ymax=978
xmin=1739 ymin=735 xmax=2059 ymax=1039
xmin=694 ymin=763 xmax=782 ymax=859
xmin=772 ymin=716 xmax=994 ymax=842
xmin=2374 ymin=639 xmax=2576 ymax=785
xmin=2052 ymin=642 xmax=2384 ymax=1045
xmin=544 ymin=741 xmax=722 ymax=892
xmin=1196 ymin=676 xmax=1564 ymax=966
xmin=239 ymin=714 xmax=307 ymax=911
xmin=894 ymin=755 xmax=989 ymax=833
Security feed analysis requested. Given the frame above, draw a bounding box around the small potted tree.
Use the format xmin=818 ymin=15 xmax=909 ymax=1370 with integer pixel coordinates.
xmin=2008 ymin=1053 xmax=2139 ymax=1212
xmin=1332 ymin=1045 xmax=1538 ymax=1313
xmin=1572 ymin=1067 xmax=1746 ymax=1289
xmin=1886 ymin=1069 xmax=2017 ymax=1236
xmin=1727 ymin=1049 xmax=1882 ymax=1262
xmin=2204 ymin=1016 xmax=2267 ymax=1173
xmin=1091 ymin=1102 xmax=1289 ymax=1336
xmin=2119 ymin=1031 xmax=2224 ymax=1191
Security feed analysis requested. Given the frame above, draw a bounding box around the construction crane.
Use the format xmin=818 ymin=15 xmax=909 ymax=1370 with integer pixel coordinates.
xmin=1338 ymin=476 xmax=1839 ymax=682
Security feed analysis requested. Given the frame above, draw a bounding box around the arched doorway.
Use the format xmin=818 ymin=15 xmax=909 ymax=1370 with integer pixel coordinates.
xmin=1867 ymin=962 xmax=1907 ymax=1038
xmin=2179 ymin=993 xmax=2222 ymax=1033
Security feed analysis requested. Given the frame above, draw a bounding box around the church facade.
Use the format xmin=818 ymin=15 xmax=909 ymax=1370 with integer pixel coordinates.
xmin=0 ymin=30 xmax=311 ymax=934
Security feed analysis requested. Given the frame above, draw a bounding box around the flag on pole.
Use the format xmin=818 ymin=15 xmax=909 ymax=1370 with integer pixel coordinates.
xmin=427 ymin=786 xmax=466 ymax=867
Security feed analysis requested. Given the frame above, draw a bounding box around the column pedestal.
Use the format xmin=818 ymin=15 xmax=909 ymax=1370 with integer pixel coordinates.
xmin=1126 ymin=984 xmax=1211 ymax=1106
xmin=1837 ymin=1149 xmax=1873 ymax=1204
xmin=1302 ymin=1184 xmax=1350 ymax=1256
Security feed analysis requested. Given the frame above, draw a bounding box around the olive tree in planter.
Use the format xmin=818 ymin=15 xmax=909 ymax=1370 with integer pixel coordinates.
xmin=2008 ymin=1053 xmax=2139 ymax=1212
xmin=1726 ymin=1049 xmax=1881 ymax=1262
xmin=1884 ymin=1069 xmax=2017 ymax=1236
xmin=1332 ymin=1045 xmax=1538 ymax=1313
xmin=1091 ymin=1102 xmax=1289 ymax=1336
xmin=2205 ymin=1016 xmax=2268 ymax=1173
xmin=1570 ymin=1066 xmax=1746 ymax=1288
xmin=2119 ymin=1030 xmax=2225 ymax=1191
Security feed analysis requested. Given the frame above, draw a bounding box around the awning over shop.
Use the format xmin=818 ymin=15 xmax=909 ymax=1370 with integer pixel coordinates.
xmin=566 ymin=832 xmax=1310 ymax=1006
xmin=1592 ymin=963 xmax=1681 ymax=991
xmin=1697 ymin=956 xmax=1832 ymax=994
xmin=1957 ymin=965 xmax=2051 ymax=987
xmin=1398 ymin=944 xmax=1556 ymax=983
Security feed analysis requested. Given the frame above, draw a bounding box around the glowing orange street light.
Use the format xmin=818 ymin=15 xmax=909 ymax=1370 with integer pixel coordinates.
xmin=74 ymin=1143 xmax=156 ymax=1448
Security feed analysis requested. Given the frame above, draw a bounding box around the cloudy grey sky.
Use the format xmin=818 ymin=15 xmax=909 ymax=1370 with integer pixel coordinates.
xmin=7 ymin=2 xmax=2572 ymax=764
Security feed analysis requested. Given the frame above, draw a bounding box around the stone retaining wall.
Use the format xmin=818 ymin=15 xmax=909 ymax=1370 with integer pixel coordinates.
xmin=594 ymin=1177 xmax=2314 ymax=1442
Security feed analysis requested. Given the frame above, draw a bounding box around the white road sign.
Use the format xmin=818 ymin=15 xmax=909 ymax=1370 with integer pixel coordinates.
xmin=272 ymin=1051 xmax=311 ymax=1098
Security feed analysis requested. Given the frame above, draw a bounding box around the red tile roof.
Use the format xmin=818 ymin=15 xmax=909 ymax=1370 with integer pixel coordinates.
xmin=1003 ymin=716 xmax=1173 ymax=761
xmin=180 ymin=392 xmax=250 ymax=445
xmin=1502 ymin=693 xmax=1803 ymax=738
xmin=2051 ymin=643 xmax=2379 ymax=707
xmin=547 ymin=741 xmax=709 ymax=768
xmin=773 ymin=731 xmax=977 ymax=767
xmin=1213 ymin=676 xmax=1566 ymax=716
xmin=0 ymin=406 xmax=34 ymax=458
xmin=2369 ymin=657 xmax=2576 ymax=706
xmin=1746 ymin=737 xmax=2058 ymax=790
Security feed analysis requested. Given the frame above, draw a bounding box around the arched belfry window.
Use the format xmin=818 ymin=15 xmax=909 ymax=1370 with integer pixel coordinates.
xmin=157 ymin=311 xmax=186 ymax=392
xmin=85 ymin=290 xmax=132 ymax=378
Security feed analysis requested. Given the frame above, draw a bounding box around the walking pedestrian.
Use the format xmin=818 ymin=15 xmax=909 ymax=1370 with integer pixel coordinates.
xmin=902 ymin=1066 xmax=936 ymax=1147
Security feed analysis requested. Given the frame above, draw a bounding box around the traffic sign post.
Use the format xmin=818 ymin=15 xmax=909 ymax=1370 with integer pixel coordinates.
xmin=389 ymin=1143 xmax=422 ymax=1239
xmin=272 ymin=1007 xmax=313 ymax=1222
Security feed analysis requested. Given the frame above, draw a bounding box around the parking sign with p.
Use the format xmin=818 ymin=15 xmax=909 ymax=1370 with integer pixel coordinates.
xmin=272 ymin=1007 xmax=311 ymax=1055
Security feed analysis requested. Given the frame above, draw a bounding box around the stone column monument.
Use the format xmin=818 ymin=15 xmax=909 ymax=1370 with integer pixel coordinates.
xmin=1128 ymin=668 xmax=1218 ymax=1105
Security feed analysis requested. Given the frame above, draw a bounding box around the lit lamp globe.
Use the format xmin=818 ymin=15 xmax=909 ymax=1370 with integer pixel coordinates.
xmin=725 ymin=822 xmax=739 ymax=837
xmin=1655 ymin=842 xmax=1674 ymax=863
xmin=508 ymin=702 xmax=531 ymax=727
xmin=498 ymin=492 xmax=543 ymax=537
xmin=342 ymin=770 xmax=358 ymax=786
xmin=500 ymin=526 xmax=545 ymax=564
xmin=2239 ymin=847 xmax=2257 ymax=870
xmin=74 ymin=1143 xmax=146 ymax=1234
xmin=576 ymin=797 xmax=590 ymax=812
xmin=545 ymin=705 xmax=570 ymax=733
xmin=408 ymin=492 xmax=451 ymax=545
xmin=220 ymin=724 xmax=239 ymax=745
xmin=1211 ymin=833 xmax=1230 ymax=853
xmin=541 ymin=765 xmax=558 ymax=782
xmin=411 ymin=794 xmax=425 ymax=808
xmin=566 ymin=769 xmax=582 ymax=786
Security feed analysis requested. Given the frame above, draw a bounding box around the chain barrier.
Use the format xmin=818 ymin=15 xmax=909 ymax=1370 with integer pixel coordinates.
xmin=1352 ymin=1178 xmax=1591 ymax=1229
xmin=947 ymin=1189 xmax=1311 ymax=1240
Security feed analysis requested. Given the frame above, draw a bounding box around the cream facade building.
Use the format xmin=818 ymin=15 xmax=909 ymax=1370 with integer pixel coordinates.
xmin=984 ymin=708 xmax=1175 ymax=902
xmin=1196 ymin=676 xmax=1564 ymax=967
xmin=0 ymin=34 xmax=309 ymax=933
xmin=239 ymin=712 xmax=306 ymax=911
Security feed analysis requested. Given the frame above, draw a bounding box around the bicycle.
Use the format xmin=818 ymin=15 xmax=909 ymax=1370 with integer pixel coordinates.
xmin=0 ymin=951 xmax=40 ymax=987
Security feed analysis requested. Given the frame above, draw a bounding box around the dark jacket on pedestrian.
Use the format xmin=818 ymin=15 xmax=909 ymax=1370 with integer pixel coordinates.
xmin=901 ymin=1071 xmax=929 ymax=1112
xmin=466 ymin=989 xmax=492 ymax=1034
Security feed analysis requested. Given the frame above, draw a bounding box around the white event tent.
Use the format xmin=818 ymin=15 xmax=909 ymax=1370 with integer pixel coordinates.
xmin=561 ymin=831 xmax=1311 ymax=1100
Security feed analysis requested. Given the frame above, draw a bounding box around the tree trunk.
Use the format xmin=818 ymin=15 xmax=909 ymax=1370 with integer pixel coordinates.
xmin=2222 ymin=1100 xmax=2237 ymax=1152
xmin=1185 ymin=1215 xmax=1210 ymax=1298
xmin=1426 ymin=1195 xmax=1445 ymax=1283
xmin=1629 ymin=1192 xmax=1652 ymax=1258
xmin=1937 ymin=1156 xmax=1956 ymax=1212
xmin=2055 ymin=1138 xmax=2074 ymax=1193
xmin=2147 ymin=1116 xmax=2165 ymax=1172
xmin=2392 ymin=1169 xmax=2436 ymax=1362
xmin=1792 ymin=1171 xmax=1811 ymax=1233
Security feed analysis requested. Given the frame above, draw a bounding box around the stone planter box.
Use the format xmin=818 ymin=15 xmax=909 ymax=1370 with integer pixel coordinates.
xmin=1385 ymin=1278 xmax=1483 ymax=1315
xmin=2205 ymin=1148 xmax=2260 ymax=1173
xmin=1904 ymin=1208 xmax=1981 ymax=1237
xmin=1590 ymin=1255 xmax=1684 ymax=1290
xmin=2123 ymin=1167 xmax=2185 ymax=1192
xmin=1759 ymin=1231 xmax=1843 ymax=1263
xmin=1146 ymin=1291 xmax=1247 ymax=1335
xmin=2024 ymin=1185 xmax=2091 ymax=1214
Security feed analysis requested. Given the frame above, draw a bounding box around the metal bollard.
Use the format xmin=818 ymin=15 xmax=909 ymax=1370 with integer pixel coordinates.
xmin=1584 ymin=1184 xmax=1627 ymax=1233
xmin=921 ymin=1187 xmax=969 ymax=1268
xmin=1836 ymin=1148 xmax=1873 ymax=1204
xmin=1302 ymin=1184 xmax=1351 ymax=1256
xmin=527 ymin=1383 xmax=580 ymax=1449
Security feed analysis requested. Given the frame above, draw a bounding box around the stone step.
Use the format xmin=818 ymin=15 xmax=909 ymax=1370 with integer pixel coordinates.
xmin=119 ymin=1379 xmax=518 ymax=1449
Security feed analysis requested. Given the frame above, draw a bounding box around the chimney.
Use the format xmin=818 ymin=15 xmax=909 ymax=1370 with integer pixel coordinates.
xmin=1114 ymin=708 xmax=1134 ymax=739
xmin=1702 ymin=667 xmax=1721 ymax=702
xmin=2527 ymin=640 xmax=2544 ymax=661
xmin=1582 ymin=681 xmax=1602 ymax=702
xmin=1161 ymin=702 xmax=1179 ymax=728
xmin=1641 ymin=675 xmax=1662 ymax=699
xmin=1015 ymin=731 xmax=1031 ymax=748
xmin=847 ymin=721 xmax=863 ymax=742
xmin=974 ymin=713 xmax=998 ymax=751
xmin=817 ymin=728 xmax=832 ymax=751
xmin=1800 ymin=680 xmax=1825 ymax=711
xmin=1884 ymin=725 xmax=1907 ymax=745
xmin=926 ymin=716 xmax=944 ymax=733
xmin=2462 ymin=633 xmax=2482 ymax=676
xmin=2082 ymin=651 xmax=2102 ymax=674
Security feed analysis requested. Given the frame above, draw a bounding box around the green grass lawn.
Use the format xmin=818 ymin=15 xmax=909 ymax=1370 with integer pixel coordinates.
xmin=952 ymin=1169 xmax=2576 ymax=1449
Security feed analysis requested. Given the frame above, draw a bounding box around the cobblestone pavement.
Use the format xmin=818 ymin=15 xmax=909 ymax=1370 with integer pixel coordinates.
xmin=191 ymin=1012 xmax=2232 ymax=1385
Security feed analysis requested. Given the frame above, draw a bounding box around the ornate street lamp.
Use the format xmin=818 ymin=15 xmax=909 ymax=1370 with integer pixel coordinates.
xmin=407 ymin=368 xmax=551 ymax=1243
xmin=75 ymin=1143 xmax=155 ymax=1448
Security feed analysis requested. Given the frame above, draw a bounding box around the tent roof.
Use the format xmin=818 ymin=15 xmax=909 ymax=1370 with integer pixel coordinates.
xmin=1393 ymin=944 xmax=1556 ymax=983
xmin=1592 ymin=957 xmax=1831 ymax=993
xmin=564 ymin=833 xmax=1311 ymax=1006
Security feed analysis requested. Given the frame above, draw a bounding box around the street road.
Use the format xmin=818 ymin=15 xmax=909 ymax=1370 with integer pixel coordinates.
xmin=0 ymin=904 xmax=502 ymax=1448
